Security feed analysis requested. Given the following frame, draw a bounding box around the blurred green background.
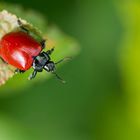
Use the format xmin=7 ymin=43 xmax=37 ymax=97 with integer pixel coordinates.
xmin=0 ymin=0 xmax=140 ymax=140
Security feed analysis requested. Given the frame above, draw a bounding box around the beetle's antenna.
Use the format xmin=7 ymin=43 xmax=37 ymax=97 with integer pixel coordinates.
xmin=52 ymin=72 xmax=66 ymax=84
xmin=55 ymin=57 xmax=72 ymax=65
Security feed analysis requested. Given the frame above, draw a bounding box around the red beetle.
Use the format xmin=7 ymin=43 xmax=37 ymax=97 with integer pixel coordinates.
xmin=0 ymin=19 xmax=66 ymax=82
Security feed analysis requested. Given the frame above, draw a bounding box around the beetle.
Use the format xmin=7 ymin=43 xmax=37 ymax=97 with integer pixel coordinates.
xmin=0 ymin=19 xmax=67 ymax=83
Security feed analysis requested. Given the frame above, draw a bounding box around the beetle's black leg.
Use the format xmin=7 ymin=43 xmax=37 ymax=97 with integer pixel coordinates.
xmin=40 ymin=39 xmax=46 ymax=49
xmin=14 ymin=68 xmax=20 ymax=74
xmin=17 ymin=19 xmax=29 ymax=34
xmin=0 ymin=57 xmax=7 ymax=64
xmin=41 ymin=48 xmax=54 ymax=60
xmin=14 ymin=69 xmax=25 ymax=74
xmin=19 ymin=70 xmax=25 ymax=73
xmin=28 ymin=70 xmax=37 ymax=80
xmin=46 ymin=48 xmax=54 ymax=55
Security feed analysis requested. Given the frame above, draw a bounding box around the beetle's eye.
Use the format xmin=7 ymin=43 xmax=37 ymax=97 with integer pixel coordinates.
xmin=44 ymin=65 xmax=50 ymax=71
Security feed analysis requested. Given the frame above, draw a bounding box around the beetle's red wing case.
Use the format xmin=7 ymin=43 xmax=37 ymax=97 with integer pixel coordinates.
xmin=0 ymin=31 xmax=42 ymax=70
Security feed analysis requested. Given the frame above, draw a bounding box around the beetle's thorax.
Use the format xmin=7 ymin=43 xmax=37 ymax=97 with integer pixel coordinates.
xmin=32 ymin=52 xmax=55 ymax=72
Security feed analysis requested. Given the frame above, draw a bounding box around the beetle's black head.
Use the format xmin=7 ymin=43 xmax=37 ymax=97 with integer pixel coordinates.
xmin=44 ymin=61 xmax=55 ymax=72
